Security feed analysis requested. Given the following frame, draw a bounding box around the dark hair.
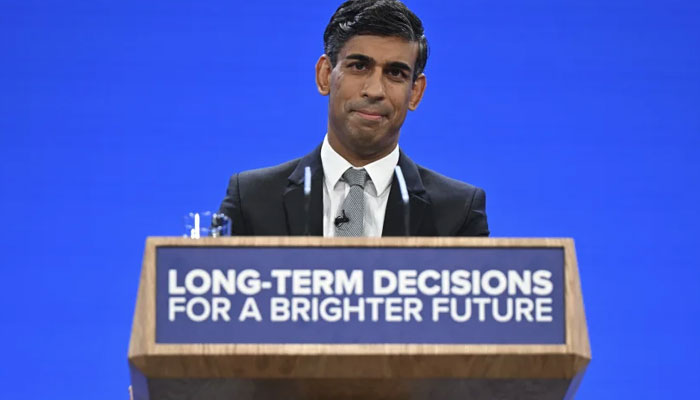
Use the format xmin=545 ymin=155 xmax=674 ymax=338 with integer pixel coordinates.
xmin=323 ymin=0 xmax=429 ymax=81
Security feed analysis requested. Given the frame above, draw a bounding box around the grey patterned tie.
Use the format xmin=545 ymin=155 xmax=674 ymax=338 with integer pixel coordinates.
xmin=335 ymin=168 xmax=369 ymax=237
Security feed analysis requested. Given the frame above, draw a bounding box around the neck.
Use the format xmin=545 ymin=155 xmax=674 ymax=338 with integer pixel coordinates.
xmin=327 ymin=132 xmax=398 ymax=167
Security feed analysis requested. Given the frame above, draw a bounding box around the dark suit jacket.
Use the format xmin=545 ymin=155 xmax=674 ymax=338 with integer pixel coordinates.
xmin=218 ymin=145 xmax=489 ymax=236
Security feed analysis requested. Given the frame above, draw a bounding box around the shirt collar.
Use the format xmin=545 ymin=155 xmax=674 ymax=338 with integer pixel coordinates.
xmin=320 ymin=134 xmax=399 ymax=197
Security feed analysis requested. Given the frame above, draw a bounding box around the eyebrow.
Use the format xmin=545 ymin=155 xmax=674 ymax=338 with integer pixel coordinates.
xmin=345 ymin=53 xmax=413 ymax=74
xmin=345 ymin=54 xmax=373 ymax=65
xmin=387 ymin=61 xmax=412 ymax=74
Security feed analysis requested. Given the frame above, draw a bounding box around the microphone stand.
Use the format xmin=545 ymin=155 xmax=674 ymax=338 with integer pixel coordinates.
xmin=303 ymin=166 xmax=311 ymax=235
xmin=394 ymin=166 xmax=410 ymax=237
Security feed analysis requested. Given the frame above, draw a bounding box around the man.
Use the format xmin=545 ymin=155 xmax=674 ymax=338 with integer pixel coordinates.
xmin=218 ymin=0 xmax=489 ymax=237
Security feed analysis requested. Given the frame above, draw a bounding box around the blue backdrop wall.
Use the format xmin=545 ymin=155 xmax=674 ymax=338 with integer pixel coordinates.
xmin=1 ymin=0 xmax=698 ymax=398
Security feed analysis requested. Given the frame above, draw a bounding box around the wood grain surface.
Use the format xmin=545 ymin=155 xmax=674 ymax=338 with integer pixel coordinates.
xmin=128 ymin=237 xmax=591 ymax=397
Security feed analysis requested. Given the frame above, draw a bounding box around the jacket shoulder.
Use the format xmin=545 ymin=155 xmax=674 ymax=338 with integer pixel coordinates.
xmin=417 ymin=165 xmax=490 ymax=236
xmin=219 ymin=158 xmax=301 ymax=235
xmin=417 ymin=165 xmax=482 ymax=198
xmin=236 ymin=158 xmax=300 ymax=189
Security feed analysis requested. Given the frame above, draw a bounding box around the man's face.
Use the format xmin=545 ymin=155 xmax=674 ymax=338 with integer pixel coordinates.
xmin=316 ymin=35 xmax=427 ymax=165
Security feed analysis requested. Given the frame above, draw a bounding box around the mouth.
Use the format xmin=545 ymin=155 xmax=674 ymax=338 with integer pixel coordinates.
xmin=352 ymin=109 xmax=385 ymax=121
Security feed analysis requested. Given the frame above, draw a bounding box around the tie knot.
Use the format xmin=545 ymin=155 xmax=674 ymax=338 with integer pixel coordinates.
xmin=342 ymin=168 xmax=369 ymax=188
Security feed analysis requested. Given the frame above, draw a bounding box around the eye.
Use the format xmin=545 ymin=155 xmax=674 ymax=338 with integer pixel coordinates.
xmin=349 ymin=62 xmax=367 ymax=71
xmin=387 ymin=68 xmax=407 ymax=79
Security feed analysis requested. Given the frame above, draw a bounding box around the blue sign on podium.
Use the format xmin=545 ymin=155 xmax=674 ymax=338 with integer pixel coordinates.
xmin=155 ymin=246 xmax=565 ymax=344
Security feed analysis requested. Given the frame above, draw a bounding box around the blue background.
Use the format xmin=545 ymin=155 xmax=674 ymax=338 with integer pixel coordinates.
xmin=1 ymin=0 xmax=698 ymax=398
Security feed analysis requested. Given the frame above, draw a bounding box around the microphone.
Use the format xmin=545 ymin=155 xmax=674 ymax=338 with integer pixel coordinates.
xmin=394 ymin=166 xmax=410 ymax=236
xmin=334 ymin=210 xmax=350 ymax=227
xmin=303 ymin=166 xmax=311 ymax=235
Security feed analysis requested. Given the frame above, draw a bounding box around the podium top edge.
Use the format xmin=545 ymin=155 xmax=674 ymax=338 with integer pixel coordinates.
xmin=145 ymin=236 xmax=574 ymax=248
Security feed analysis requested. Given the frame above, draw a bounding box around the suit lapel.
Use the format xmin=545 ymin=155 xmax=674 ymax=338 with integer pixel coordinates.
xmin=283 ymin=145 xmax=324 ymax=235
xmin=382 ymin=151 xmax=433 ymax=236
xmin=283 ymin=146 xmax=433 ymax=236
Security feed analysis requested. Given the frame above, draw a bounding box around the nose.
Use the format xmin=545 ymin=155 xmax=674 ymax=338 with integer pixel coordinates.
xmin=361 ymin=67 xmax=386 ymax=101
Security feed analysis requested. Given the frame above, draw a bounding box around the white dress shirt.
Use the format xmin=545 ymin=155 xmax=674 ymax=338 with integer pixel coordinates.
xmin=321 ymin=135 xmax=399 ymax=237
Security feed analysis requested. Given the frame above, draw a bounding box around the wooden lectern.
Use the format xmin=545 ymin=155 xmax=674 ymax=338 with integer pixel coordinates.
xmin=128 ymin=237 xmax=590 ymax=400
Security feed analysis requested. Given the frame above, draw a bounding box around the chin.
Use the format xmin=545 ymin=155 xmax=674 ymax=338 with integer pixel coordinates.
xmin=347 ymin=128 xmax=396 ymax=155
xmin=347 ymin=126 xmax=382 ymax=143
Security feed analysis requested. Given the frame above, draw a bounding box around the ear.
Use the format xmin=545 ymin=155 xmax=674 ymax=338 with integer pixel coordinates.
xmin=315 ymin=55 xmax=332 ymax=96
xmin=408 ymin=73 xmax=427 ymax=111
